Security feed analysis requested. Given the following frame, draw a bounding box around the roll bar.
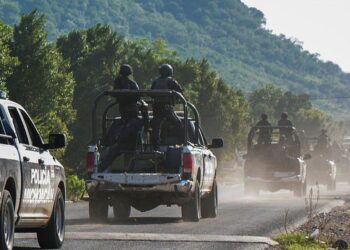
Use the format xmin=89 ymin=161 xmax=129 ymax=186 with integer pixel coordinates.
xmin=91 ymin=90 xmax=199 ymax=145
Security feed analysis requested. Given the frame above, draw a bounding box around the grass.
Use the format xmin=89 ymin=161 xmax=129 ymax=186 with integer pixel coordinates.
xmin=274 ymin=232 xmax=329 ymax=250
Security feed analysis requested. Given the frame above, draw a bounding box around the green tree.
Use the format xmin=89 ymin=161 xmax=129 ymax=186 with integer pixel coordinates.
xmin=57 ymin=24 xmax=126 ymax=169
xmin=0 ymin=22 xmax=17 ymax=91
xmin=7 ymin=10 xmax=75 ymax=159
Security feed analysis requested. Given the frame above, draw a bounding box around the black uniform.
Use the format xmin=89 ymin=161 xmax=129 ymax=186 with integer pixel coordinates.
xmin=100 ymin=75 xmax=140 ymax=170
xmin=151 ymin=76 xmax=183 ymax=148
xmin=114 ymin=75 xmax=139 ymax=120
xmin=255 ymin=119 xmax=272 ymax=144
xmin=278 ymin=118 xmax=293 ymax=139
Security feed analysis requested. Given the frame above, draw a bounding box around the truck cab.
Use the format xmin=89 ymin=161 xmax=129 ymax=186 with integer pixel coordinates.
xmin=0 ymin=93 xmax=66 ymax=250
xmin=85 ymin=90 xmax=223 ymax=222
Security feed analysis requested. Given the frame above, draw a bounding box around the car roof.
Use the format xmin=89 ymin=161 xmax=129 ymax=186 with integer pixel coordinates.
xmin=0 ymin=98 xmax=25 ymax=110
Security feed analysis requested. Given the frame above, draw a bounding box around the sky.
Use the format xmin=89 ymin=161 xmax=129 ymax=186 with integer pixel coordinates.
xmin=242 ymin=0 xmax=350 ymax=73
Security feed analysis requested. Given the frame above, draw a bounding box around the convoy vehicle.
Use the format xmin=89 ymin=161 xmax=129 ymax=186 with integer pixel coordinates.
xmin=244 ymin=126 xmax=309 ymax=197
xmin=338 ymin=137 xmax=350 ymax=184
xmin=335 ymin=155 xmax=350 ymax=184
xmin=85 ymin=90 xmax=223 ymax=222
xmin=0 ymin=92 xmax=66 ymax=250
xmin=305 ymin=137 xmax=336 ymax=191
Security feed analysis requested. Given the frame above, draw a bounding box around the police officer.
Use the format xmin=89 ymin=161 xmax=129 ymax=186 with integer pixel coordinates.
xmin=255 ymin=113 xmax=272 ymax=144
xmin=278 ymin=112 xmax=293 ymax=140
xmin=114 ymin=64 xmax=139 ymax=120
xmin=151 ymin=64 xmax=183 ymax=149
xmin=101 ymin=64 xmax=140 ymax=170
xmin=315 ymin=129 xmax=332 ymax=158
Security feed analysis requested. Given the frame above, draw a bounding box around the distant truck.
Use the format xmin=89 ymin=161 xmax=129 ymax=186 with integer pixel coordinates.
xmin=305 ymin=137 xmax=336 ymax=191
xmin=244 ymin=126 xmax=309 ymax=197
xmin=85 ymin=90 xmax=223 ymax=222
xmin=0 ymin=92 xmax=66 ymax=250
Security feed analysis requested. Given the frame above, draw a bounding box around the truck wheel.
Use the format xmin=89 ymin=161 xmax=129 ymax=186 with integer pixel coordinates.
xmin=244 ymin=182 xmax=259 ymax=196
xmin=182 ymin=180 xmax=201 ymax=222
xmin=37 ymin=189 xmax=65 ymax=249
xmin=113 ymin=201 xmax=131 ymax=220
xmin=201 ymin=179 xmax=218 ymax=218
xmin=89 ymin=194 xmax=108 ymax=221
xmin=0 ymin=190 xmax=15 ymax=250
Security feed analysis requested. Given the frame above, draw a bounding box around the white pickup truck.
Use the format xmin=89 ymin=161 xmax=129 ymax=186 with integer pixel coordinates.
xmin=86 ymin=90 xmax=223 ymax=222
xmin=0 ymin=92 xmax=66 ymax=250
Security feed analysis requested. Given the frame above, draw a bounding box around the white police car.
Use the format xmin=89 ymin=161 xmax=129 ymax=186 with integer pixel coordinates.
xmin=0 ymin=92 xmax=66 ymax=250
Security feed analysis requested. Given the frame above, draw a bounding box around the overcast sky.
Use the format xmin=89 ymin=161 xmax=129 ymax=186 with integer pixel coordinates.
xmin=242 ymin=0 xmax=350 ymax=73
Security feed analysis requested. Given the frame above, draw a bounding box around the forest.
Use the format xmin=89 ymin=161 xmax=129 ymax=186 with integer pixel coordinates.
xmin=0 ymin=0 xmax=349 ymax=115
xmin=0 ymin=10 xmax=342 ymax=173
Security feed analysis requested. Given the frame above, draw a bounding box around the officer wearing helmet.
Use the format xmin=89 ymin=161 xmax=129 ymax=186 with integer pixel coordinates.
xmin=100 ymin=64 xmax=140 ymax=170
xmin=114 ymin=64 xmax=140 ymax=120
xmin=151 ymin=64 xmax=183 ymax=149
xmin=278 ymin=112 xmax=294 ymax=140
xmin=151 ymin=64 xmax=183 ymax=92
xmin=315 ymin=129 xmax=332 ymax=158
xmin=255 ymin=113 xmax=272 ymax=144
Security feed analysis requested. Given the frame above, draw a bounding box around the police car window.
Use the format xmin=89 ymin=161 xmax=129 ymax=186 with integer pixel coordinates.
xmin=0 ymin=119 xmax=8 ymax=145
xmin=0 ymin=110 xmax=5 ymax=135
xmin=20 ymin=110 xmax=43 ymax=147
xmin=8 ymin=108 xmax=29 ymax=144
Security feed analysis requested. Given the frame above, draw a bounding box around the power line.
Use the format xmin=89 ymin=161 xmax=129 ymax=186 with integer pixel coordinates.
xmin=310 ymin=96 xmax=350 ymax=100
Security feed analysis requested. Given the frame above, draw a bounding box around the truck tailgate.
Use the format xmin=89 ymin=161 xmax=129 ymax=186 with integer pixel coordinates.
xmin=91 ymin=173 xmax=181 ymax=185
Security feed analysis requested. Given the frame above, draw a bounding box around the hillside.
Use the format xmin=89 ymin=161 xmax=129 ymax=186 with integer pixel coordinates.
xmin=1 ymin=0 xmax=349 ymax=114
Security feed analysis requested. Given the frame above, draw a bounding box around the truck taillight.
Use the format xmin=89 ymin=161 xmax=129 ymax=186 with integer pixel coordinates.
xmin=86 ymin=152 xmax=94 ymax=173
xmin=183 ymin=153 xmax=194 ymax=174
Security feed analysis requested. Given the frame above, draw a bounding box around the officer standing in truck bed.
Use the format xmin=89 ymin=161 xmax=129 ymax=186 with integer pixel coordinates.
xmin=150 ymin=64 xmax=184 ymax=149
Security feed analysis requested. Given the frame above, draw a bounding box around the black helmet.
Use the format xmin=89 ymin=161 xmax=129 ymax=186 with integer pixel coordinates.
xmin=261 ymin=113 xmax=268 ymax=120
xmin=119 ymin=64 xmax=132 ymax=76
xmin=159 ymin=64 xmax=173 ymax=77
xmin=281 ymin=112 xmax=288 ymax=119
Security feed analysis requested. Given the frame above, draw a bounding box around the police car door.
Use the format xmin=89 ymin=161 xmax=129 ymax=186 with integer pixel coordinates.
xmin=8 ymin=107 xmax=47 ymax=222
xmin=20 ymin=109 xmax=55 ymax=221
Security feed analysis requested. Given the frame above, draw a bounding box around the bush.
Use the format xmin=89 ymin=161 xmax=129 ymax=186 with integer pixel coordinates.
xmin=66 ymin=175 xmax=85 ymax=202
xmin=275 ymin=232 xmax=329 ymax=250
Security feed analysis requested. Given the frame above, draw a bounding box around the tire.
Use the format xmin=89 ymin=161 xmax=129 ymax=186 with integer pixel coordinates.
xmin=182 ymin=180 xmax=201 ymax=222
xmin=244 ymin=181 xmax=259 ymax=196
xmin=89 ymin=194 xmax=108 ymax=221
xmin=37 ymin=189 xmax=65 ymax=249
xmin=0 ymin=190 xmax=15 ymax=250
xmin=113 ymin=201 xmax=131 ymax=220
xmin=201 ymin=179 xmax=218 ymax=218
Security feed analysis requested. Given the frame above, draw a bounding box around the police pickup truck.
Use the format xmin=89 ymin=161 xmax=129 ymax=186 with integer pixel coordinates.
xmin=86 ymin=90 xmax=223 ymax=222
xmin=244 ymin=126 xmax=309 ymax=197
xmin=0 ymin=92 xmax=66 ymax=250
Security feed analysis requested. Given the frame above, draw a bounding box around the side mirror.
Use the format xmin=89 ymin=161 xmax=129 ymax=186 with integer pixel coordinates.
xmin=303 ymin=154 xmax=312 ymax=160
xmin=208 ymin=138 xmax=224 ymax=149
xmin=43 ymin=134 xmax=66 ymax=150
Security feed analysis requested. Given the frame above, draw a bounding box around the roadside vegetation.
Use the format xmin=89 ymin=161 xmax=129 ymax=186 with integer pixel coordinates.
xmin=274 ymin=232 xmax=329 ymax=250
xmin=66 ymin=175 xmax=85 ymax=202
xmin=0 ymin=10 xmax=345 ymax=175
xmin=1 ymin=1 xmax=350 ymax=115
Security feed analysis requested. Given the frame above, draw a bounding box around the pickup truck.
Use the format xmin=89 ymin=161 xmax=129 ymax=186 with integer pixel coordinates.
xmin=304 ymin=137 xmax=336 ymax=191
xmin=0 ymin=92 xmax=66 ymax=250
xmin=244 ymin=126 xmax=309 ymax=197
xmin=85 ymin=90 xmax=223 ymax=222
